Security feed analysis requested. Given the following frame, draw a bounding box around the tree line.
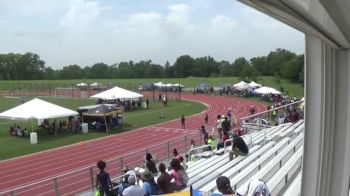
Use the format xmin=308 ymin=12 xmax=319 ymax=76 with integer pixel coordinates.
xmin=0 ymin=48 xmax=304 ymax=83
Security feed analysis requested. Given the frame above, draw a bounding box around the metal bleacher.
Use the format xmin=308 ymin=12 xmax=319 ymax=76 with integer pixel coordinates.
xmin=186 ymin=121 xmax=305 ymax=196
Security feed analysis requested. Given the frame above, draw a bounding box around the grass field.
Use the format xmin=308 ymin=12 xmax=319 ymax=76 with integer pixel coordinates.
xmin=0 ymin=97 xmax=206 ymax=160
xmin=0 ymin=76 xmax=304 ymax=98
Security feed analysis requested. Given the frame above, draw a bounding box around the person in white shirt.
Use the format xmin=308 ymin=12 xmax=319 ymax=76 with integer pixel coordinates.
xmin=122 ymin=175 xmax=143 ymax=196
xmin=238 ymin=178 xmax=270 ymax=196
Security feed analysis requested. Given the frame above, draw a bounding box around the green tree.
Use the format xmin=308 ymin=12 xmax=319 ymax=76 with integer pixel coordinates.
xmin=164 ymin=61 xmax=174 ymax=78
xmin=232 ymin=57 xmax=250 ymax=76
xmin=59 ymin=64 xmax=84 ymax=79
xmin=173 ymin=55 xmax=194 ymax=77
xmin=250 ymin=56 xmax=268 ymax=75
xmin=87 ymin=63 xmax=109 ymax=79
xmin=239 ymin=65 xmax=260 ymax=82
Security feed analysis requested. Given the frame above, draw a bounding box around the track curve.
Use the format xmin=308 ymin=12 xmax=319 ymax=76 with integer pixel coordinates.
xmin=0 ymin=93 xmax=266 ymax=195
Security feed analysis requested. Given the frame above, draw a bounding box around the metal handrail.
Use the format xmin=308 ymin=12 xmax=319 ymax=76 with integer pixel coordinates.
xmin=240 ymin=100 xmax=304 ymax=121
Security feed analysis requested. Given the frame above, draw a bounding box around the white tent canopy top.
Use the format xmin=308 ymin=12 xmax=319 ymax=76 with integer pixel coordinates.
xmin=248 ymin=81 xmax=262 ymax=88
xmin=154 ymin=82 xmax=165 ymax=87
xmin=90 ymin=82 xmax=102 ymax=87
xmin=154 ymin=82 xmax=184 ymax=88
xmin=77 ymin=83 xmax=88 ymax=87
xmin=254 ymin=86 xmax=281 ymax=95
xmin=90 ymin=86 xmax=144 ymax=100
xmin=0 ymin=98 xmax=78 ymax=121
xmin=233 ymin=81 xmax=250 ymax=90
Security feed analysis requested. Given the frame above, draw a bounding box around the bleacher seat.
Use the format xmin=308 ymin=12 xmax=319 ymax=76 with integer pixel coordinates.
xmin=283 ymin=171 xmax=301 ymax=196
xmin=186 ymin=145 xmax=261 ymax=190
xmin=266 ymin=147 xmax=303 ymax=195
xmin=198 ymin=142 xmax=275 ymax=192
xmin=236 ymin=133 xmax=304 ymax=195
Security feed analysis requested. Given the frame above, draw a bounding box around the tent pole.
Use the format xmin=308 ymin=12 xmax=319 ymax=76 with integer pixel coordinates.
xmin=55 ymin=120 xmax=57 ymax=136
xmin=104 ymin=116 xmax=108 ymax=134
xmin=31 ymin=119 xmax=34 ymax=133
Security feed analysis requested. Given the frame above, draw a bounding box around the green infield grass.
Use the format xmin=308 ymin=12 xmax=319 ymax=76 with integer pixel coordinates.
xmin=0 ymin=76 xmax=304 ymax=98
xmin=0 ymin=97 xmax=206 ymax=160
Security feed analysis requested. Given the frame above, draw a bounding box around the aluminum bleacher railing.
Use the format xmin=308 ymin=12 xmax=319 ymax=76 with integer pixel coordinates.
xmin=0 ymin=129 xmax=201 ymax=196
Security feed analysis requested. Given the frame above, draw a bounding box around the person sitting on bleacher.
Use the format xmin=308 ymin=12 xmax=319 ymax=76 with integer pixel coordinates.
xmin=173 ymin=148 xmax=184 ymax=163
xmin=157 ymin=163 xmax=174 ymax=194
xmin=122 ymin=175 xmax=143 ymax=196
xmin=145 ymin=153 xmax=158 ymax=175
xmin=142 ymin=170 xmax=162 ymax=196
xmin=207 ymin=135 xmax=217 ymax=150
xmin=116 ymin=166 xmax=136 ymax=196
xmin=229 ymin=134 xmax=249 ymax=161
xmin=216 ymin=176 xmax=236 ymax=196
xmin=237 ymin=178 xmax=270 ymax=196
xmin=169 ymin=158 xmax=188 ymax=191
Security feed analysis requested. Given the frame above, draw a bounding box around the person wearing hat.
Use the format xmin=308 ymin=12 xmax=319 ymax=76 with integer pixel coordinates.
xmin=216 ymin=176 xmax=236 ymax=195
xmin=142 ymin=170 xmax=161 ymax=196
xmin=122 ymin=175 xmax=143 ymax=196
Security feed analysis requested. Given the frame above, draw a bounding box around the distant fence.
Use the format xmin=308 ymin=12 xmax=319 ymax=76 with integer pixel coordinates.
xmin=0 ymin=129 xmax=203 ymax=196
xmin=0 ymin=82 xmax=182 ymax=100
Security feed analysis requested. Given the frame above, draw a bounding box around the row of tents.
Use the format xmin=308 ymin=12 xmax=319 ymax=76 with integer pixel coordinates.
xmin=233 ymin=81 xmax=281 ymax=95
xmin=0 ymin=86 xmax=145 ymax=136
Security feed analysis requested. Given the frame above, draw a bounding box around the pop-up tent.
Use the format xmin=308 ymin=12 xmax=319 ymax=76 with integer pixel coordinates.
xmin=90 ymin=86 xmax=143 ymax=100
xmin=77 ymin=83 xmax=88 ymax=87
xmin=0 ymin=98 xmax=78 ymax=121
xmin=248 ymin=81 xmax=262 ymax=88
xmin=254 ymin=86 xmax=281 ymax=95
xmin=82 ymin=104 xmax=122 ymax=133
xmin=154 ymin=82 xmax=165 ymax=87
xmin=233 ymin=81 xmax=249 ymax=90
xmin=0 ymin=98 xmax=78 ymax=136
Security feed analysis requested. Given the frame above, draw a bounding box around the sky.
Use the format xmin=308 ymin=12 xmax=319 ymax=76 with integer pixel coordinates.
xmin=0 ymin=0 xmax=304 ymax=69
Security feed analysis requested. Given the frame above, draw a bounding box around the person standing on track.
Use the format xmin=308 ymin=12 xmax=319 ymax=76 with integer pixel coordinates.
xmin=95 ymin=160 xmax=113 ymax=196
xmin=204 ymin=113 xmax=209 ymax=125
xmin=181 ymin=115 xmax=185 ymax=129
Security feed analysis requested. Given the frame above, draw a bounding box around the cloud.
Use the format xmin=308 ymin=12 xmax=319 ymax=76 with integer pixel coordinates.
xmin=59 ymin=0 xmax=101 ymax=28
xmin=0 ymin=0 xmax=304 ymax=68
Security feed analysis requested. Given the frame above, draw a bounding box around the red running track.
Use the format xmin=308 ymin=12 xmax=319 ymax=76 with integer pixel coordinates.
xmin=0 ymin=93 xmax=266 ymax=196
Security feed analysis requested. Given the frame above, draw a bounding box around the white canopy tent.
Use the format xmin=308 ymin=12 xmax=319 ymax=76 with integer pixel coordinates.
xmin=0 ymin=98 xmax=79 ymax=136
xmin=0 ymin=98 xmax=78 ymax=121
xmin=76 ymin=83 xmax=88 ymax=87
xmin=90 ymin=82 xmax=102 ymax=87
xmin=248 ymin=81 xmax=262 ymax=88
xmin=90 ymin=86 xmax=144 ymax=100
xmin=254 ymin=86 xmax=281 ymax=95
xmin=154 ymin=82 xmax=165 ymax=87
xmin=173 ymin=83 xmax=184 ymax=88
xmin=233 ymin=81 xmax=250 ymax=90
